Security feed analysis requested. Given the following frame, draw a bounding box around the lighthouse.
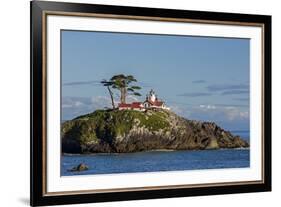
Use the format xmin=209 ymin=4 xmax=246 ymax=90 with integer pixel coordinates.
xmin=148 ymin=89 xmax=157 ymax=102
xmin=118 ymin=89 xmax=170 ymax=111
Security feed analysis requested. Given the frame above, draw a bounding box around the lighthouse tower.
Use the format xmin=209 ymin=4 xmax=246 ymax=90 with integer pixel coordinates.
xmin=148 ymin=89 xmax=156 ymax=102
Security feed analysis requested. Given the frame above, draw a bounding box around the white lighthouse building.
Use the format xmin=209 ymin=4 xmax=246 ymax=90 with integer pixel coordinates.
xmin=118 ymin=89 xmax=170 ymax=111
xmin=143 ymin=89 xmax=170 ymax=110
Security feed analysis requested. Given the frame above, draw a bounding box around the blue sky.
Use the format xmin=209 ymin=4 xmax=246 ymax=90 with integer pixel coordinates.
xmin=61 ymin=30 xmax=249 ymax=131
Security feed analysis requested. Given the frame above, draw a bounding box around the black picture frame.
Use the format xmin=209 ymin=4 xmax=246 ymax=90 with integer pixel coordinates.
xmin=31 ymin=1 xmax=271 ymax=206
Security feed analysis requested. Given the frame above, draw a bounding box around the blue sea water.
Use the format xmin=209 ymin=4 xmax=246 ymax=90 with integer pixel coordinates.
xmin=61 ymin=131 xmax=249 ymax=176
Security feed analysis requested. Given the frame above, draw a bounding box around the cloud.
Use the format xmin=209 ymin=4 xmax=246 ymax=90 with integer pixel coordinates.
xmin=64 ymin=80 xmax=153 ymax=88
xmin=199 ymin=104 xmax=216 ymax=109
xmin=223 ymin=109 xmax=249 ymax=121
xmin=63 ymin=80 xmax=101 ymax=86
xmin=177 ymin=92 xmax=212 ymax=97
xmin=169 ymin=104 xmax=190 ymax=116
xmin=207 ymin=83 xmax=249 ymax=92
xmin=192 ymin=80 xmax=206 ymax=84
xmin=221 ymin=90 xmax=249 ymax=95
xmin=62 ymin=96 xmax=113 ymax=120
xmin=170 ymin=104 xmax=249 ymax=122
xmin=169 ymin=103 xmax=249 ymax=130
xmin=189 ymin=105 xmax=249 ymax=121
xmin=62 ymin=95 xmax=141 ymax=120
xmin=62 ymin=97 xmax=92 ymax=108
xmin=167 ymin=101 xmax=248 ymax=108
xmin=126 ymin=95 xmax=140 ymax=102
xmin=213 ymin=103 xmax=248 ymax=107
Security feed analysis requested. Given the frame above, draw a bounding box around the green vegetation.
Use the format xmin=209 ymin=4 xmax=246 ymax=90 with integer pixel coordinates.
xmin=62 ymin=109 xmax=250 ymax=153
xmin=101 ymin=74 xmax=142 ymax=108
xmin=62 ymin=119 xmax=98 ymax=144
xmin=62 ymin=109 xmax=171 ymax=145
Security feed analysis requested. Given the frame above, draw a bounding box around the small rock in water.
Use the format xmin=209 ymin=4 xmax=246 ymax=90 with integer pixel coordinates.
xmin=69 ymin=163 xmax=89 ymax=172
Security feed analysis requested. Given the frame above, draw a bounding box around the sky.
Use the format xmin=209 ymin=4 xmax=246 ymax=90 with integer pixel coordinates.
xmin=61 ymin=30 xmax=250 ymax=131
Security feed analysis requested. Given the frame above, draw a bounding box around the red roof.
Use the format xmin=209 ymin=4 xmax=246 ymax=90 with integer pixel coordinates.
xmin=131 ymin=102 xmax=142 ymax=108
xmin=118 ymin=102 xmax=143 ymax=108
xmin=118 ymin=100 xmax=163 ymax=109
xmin=118 ymin=103 xmax=132 ymax=108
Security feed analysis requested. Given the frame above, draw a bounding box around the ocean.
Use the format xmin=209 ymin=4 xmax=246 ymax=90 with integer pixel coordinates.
xmin=61 ymin=130 xmax=249 ymax=176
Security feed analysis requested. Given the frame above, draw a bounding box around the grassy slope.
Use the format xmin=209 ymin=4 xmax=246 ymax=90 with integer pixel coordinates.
xmin=62 ymin=109 xmax=171 ymax=145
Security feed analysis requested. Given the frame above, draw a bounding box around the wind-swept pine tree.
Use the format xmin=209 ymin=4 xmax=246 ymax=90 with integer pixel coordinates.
xmin=101 ymin=74 xmax=142 ymax=108
xmin=110 ymin=74 xmax=141 ymax=104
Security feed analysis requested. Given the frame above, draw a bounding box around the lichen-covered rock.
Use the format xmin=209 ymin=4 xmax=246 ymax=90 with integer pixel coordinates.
xmin=61 ymin=109 xmax=249 ymax=153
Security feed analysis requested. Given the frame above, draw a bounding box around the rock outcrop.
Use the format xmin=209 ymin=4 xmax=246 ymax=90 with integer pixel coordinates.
xmin=62 ymin=109 xmax=249 ymax=153
xmin=68 ymin=163 xmax=89 ymax=172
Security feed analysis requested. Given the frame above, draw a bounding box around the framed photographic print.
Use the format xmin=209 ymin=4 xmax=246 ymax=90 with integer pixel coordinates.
xmin=30 ymin=1 xmax=271 ymax=206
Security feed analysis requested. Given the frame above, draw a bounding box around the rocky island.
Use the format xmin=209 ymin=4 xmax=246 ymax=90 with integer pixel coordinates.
xmin=62 ymin=109 xmax=249 ymax=154
xmin=62 ymin=75 xmax=249 ymax=154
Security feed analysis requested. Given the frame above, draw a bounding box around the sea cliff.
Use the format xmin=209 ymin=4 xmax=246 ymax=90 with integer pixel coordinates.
xmin=62 ymin=109 xmax=249 ymax=153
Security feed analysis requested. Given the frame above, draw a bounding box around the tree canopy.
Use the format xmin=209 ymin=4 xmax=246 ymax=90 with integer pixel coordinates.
xmin=101 ymin=74 xmax=142 ymax=108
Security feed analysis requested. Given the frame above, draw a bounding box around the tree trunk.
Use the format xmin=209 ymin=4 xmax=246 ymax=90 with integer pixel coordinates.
xmin=120 ymin=87 xmax=126 ymax=104
xmin=107 ymin=86 xmax=115 ymax=109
